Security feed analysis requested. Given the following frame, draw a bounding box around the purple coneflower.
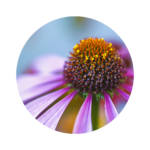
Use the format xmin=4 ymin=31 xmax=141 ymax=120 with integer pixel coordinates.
xmin=17 ymin=37 xmax=134 ymax=134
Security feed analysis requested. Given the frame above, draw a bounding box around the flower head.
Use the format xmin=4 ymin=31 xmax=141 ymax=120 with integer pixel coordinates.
xmin=63 ymin=37 xmax=126 ymax=94
xmin=17 ymin=37 xmax=134 ymax=134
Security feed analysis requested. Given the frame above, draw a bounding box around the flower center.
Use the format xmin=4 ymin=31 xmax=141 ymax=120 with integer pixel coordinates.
xmin=63 ymin=37 xmax=126 ymax=93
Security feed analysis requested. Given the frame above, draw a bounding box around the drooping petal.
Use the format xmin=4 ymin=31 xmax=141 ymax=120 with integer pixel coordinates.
xmin=30 ymin=54 xmax=66 ymax=74
xmin=115 ymin=88 xmax=130 ymax=101
xmin=124 ymin=68 xmax=134 ymax=78
xmin=37 ymin=90 xmax=78 ymax=130
xmin=17 ymin=74 xmax=63 ymax=93
xmin=21 ymin=81 xmax=65 ymax=103
xmin=118 ymin=46 xmax=130 ymax=59
xmin=104 ymin=91 xmax=118 ymax=123
xmin=121 ymin=84 xmax=133 ymax=92
xmin=26 ymin=87 xmax=70 ymax=117
xmin=73 ymin=93 xmax=92 ymax=134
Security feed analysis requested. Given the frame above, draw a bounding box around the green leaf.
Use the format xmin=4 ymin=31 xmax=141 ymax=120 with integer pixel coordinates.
xmin=83 ymin=92 xmax=88 ymax=99
xmin=100 ymin=94 xmax=105 ymax=101
xmin=106 ymin=90 xmax=114 ymax=99
xmin=78 ymin=92 xmax=89 ymax=99
xmin=114 ymin=90 xmax=119 ymax=95
xmin=95 ymin=93 xmax=101 ymax=101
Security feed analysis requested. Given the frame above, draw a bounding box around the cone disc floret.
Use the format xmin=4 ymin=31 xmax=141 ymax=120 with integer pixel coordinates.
xmin=63 ymin=37 xmax=126 ymax=94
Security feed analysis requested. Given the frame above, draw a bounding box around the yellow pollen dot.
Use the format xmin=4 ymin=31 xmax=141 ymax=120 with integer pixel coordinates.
xmin=101 ymin=38 xmax=104 ymax=41
xmin=102 ymin=53 xmax=107 ymax=59
xmin=95 ymin=55 xmax=98 ymax=58
xmin=85 ymin=56 xmax=88 ymax=60
xmin=110 ymin=48 xmax=113 ymax=51
xmin=81 ymin=39 xmax=85 ymax=42
xmin=80 ymin=55 xmax=83 ymax=57
xmin=76 ymin=50 xmax=80 ymax=53
xmin=74 ymin=44 xmax=78 ymax=49
xmin=108 ymin=43 xmax=112 ymax=47
xmin=91 ymin=57 xmax=94 ymax=61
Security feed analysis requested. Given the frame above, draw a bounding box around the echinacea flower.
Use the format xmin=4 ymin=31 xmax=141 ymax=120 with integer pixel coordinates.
xmin=17 ymin=37 xmax=134 ymax=134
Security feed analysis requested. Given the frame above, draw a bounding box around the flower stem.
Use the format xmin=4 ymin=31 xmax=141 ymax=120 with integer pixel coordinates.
xmin=92 ymin=94 xmax=100 ymax=131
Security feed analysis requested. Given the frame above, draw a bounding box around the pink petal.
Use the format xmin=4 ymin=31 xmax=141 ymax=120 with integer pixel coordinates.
xmin=73 ymin=93 xmax=92 ymax=134
xmin=104 ymin=91 xmax=118 ymax=123
xmin=124 ymin=68 xmax=134 ymax=78
xmin=21 ymin=81 xmax=65 ymax=103
xmin=121 ymin=84 xmax=132 ymax=92
xmin=37 ymin=90 xmax=78 ymax=130
xmin=26 ymin=87 xmax=70 ymax=117
xmin=17 ymin=74 xmax=63 ymax=93
xmin=115 ymin=88 xmax=130 ymax=101
xmin=30 ymin=54 xmax=66 ymax=74
xmin=118 ymin=46 xmax=130 ymax=59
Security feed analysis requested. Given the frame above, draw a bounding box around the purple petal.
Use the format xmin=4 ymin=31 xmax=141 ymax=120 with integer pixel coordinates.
xmin=26 ymin=87 xmax=70 ymax=117
xmin=124 ymin=68 xmax=134 ymax=78
xmin=21 ymin=81 xmax=65 ymax=103
xmin=17 ymin=74 xmax=63 ymax=93
xmin=73 ymin=93 xmax=92 ymax=134
xmin=104 ymin=91 xmax=118 ymax=123
xmin=118 ymin=46 xmax=130 ymax=59
xmin=37 ymin=90 xmax=78 ymax=130
xmin=30 ymin=54 xmax=66 ymax=74
xmin=115 ymin=88 xmax=130 ymax=101
xmin=121 ymin=84 xmax=132 ymax=92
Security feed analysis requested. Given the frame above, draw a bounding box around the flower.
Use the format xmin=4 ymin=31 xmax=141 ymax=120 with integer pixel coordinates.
xmin=110 ymin=42 xmax=133 ymax=108
xmin=17 ymin=37 xmax=134 ymax=134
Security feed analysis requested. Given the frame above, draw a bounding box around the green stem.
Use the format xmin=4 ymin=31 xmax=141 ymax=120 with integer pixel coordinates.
xmin=92 ymin=94 xmax=100 ymax=131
